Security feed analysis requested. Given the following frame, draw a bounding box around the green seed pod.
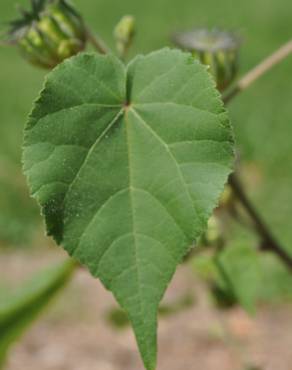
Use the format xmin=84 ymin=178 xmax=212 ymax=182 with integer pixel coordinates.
xmin=4 ymin=0 xmax=87 ymax=69
xmin=172 ymin=28 xmax=241 ymax=91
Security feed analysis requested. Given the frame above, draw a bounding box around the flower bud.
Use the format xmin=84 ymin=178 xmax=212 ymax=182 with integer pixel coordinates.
xmin=200 ymin=215 xmax=223 ymax=248
xmin=172 ymin=28 xmax=241 ymax=91
xmin=219 ymin=184 xmax=235 ymax=209
xmin=5 ymin=0 xmax=87 ymax=69
xmin=114 ymin=15 xmax=135 ymax=57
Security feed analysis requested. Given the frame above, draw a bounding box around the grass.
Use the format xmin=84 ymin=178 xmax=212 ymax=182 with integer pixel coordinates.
xmin=0 ymin=0 xmax=291 ymax=251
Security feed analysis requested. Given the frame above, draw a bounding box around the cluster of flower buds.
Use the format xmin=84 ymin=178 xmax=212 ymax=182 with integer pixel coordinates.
xmin=173 ymin=28 xmax=241 ymax=91
xmin=4 ymin=0 xmax=87 ymax=69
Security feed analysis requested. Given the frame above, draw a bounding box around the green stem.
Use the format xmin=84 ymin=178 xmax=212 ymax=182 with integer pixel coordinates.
xmin=85 ymin=26 xmax=110 ymax=54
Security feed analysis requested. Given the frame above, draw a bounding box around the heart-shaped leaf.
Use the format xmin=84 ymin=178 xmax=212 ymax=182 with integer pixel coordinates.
xmin=23 ymin=48 xmax=234 ymax=370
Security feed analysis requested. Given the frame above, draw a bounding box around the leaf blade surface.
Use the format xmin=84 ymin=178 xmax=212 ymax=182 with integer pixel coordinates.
xmin=23 ymin=49 xmax=234 ymax=369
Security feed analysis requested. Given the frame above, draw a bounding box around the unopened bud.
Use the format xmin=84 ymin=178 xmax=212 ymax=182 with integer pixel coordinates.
xmin=172 ymin=28 xmax=241 ymax=91
xmin=4 ymin=0 xmax=87 ymax=69
xmin=200 ymin=215 xmax=223 ymax=247
xmin=219 ymin=184 xmax=235 ymax=209
xmin=114 ymin=15 xmax=135 ymax=57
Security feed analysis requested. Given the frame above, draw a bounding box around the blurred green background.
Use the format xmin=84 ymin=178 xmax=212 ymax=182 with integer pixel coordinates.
xmin=0 ymin=0 xmax=291 ymax=253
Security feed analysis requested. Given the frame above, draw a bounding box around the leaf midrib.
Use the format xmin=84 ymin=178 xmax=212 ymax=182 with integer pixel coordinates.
xmin=129 ymin=107 xmax=202 ymax=228
xmin=124 ymin=107 xmax=151 ymax=365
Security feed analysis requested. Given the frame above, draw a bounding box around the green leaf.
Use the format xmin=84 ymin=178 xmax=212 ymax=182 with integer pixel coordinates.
xmin=192 ymin=252 xmax=238 ymax=308
xmin=107 ymin=293 xmax=195 ymax=329
xmin=214 ymin=244 xmax=261 ymax=313
xmin=0 ymin=259 xmax=76 ymax=367
xmin=193 ymin=247 xmax=292 ymax=310
xmin=23 ymin=49 xmax=234 ymax=369
xmin=258 ymin=252 xmax=292 ymax=302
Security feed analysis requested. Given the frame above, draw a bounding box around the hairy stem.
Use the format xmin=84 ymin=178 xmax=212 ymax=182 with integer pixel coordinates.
xmin=85 ymin=26 xmax=109 ymax=54
xmin=229 ymin=174 xmax=292 ymax=270
xmin=224 ymin=40 xmax=292 ymax=103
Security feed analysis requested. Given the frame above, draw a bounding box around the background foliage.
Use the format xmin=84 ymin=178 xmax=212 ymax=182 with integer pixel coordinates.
xmin=0 ymin=259 xmax=75 ymax=367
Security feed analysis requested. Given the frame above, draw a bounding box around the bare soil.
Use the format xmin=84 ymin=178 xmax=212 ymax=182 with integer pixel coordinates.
xmin=2 ymin=248 xmax=292 ymax=370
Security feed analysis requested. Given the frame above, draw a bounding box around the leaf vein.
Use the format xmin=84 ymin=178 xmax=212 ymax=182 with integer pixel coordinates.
xmin=130 ymin=108 xmax=203 ymax=226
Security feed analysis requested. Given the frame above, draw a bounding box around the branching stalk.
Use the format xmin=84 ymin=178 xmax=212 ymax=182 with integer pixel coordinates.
xmin=222 ymin=40 xmax=292 ymax=270
xmin=223 ymin=40 xmax=292 ymax=103
xmin=229 ymin=174 xmax=292 ymax=270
